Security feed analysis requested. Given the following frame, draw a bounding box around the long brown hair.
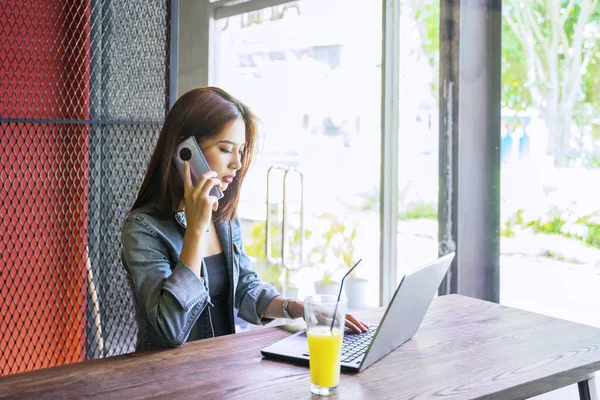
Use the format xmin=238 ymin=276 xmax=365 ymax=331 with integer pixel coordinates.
xmin=131 ymin=87 xmax=259 ymax=222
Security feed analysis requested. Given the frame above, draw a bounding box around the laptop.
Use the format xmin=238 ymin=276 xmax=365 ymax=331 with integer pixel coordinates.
xmin=261 ymin=252 xmax=455 ymax=373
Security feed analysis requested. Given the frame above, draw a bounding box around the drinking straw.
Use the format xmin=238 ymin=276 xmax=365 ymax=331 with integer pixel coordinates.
xmin=330 ymin=259 xmax=363 ymax=331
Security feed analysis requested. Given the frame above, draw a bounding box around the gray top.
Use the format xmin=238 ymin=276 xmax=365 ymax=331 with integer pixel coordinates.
xmin=121 ymin=205 xmax=280 ymax=351
xmin=203 ymin=252 xmax=233 ymax=337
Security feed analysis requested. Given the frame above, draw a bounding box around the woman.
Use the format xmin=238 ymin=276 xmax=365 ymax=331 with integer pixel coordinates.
xmin=121 ymin=87 xmax=367 ymax=351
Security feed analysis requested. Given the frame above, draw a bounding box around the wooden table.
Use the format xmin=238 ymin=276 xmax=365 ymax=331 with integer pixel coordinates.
xmin=1 ymin=294 xmax=599 ymax=399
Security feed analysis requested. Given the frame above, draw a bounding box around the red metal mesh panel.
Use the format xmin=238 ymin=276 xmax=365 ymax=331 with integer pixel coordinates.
xmin=1 ymin=0 xmax=169 ymax=375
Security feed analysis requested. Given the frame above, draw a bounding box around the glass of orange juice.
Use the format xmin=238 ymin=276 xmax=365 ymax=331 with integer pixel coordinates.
xmin=304 ymin=294 xmax=347 ymax=396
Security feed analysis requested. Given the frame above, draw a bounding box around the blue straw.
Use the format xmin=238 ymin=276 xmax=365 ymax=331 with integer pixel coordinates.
xmin=329 ymin=259 xmax=362 ymax=331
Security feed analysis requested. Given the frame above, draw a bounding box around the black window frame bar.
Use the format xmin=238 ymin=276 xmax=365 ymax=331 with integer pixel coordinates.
xmin=438 ymin=0 xmax=501 ymax=302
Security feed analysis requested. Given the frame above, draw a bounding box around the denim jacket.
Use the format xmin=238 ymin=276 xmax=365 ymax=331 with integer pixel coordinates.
xmin=121 ymin=205 xmax=280 ymax=351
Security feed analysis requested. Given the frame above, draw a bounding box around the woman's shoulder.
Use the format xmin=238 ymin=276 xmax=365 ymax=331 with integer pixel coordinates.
xmin=121 ymin=207 xmax=178 ymax=259
xmin=125 ymin=204 xmax=157 ymax=224
xmin=122 ymin=204 xmax=176 ymax=237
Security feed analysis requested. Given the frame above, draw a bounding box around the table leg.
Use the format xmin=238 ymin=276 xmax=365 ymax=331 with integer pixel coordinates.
xmin=578 ymin=375 xmax=598 ymax=400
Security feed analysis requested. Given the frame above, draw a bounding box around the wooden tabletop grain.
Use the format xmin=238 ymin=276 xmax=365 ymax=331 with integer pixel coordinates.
xmin=1 ymin=294 xmax=599 ymax=400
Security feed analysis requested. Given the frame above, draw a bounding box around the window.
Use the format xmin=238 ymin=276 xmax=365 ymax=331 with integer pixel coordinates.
xmin=213 ymin=0 xmax=383 ymax=308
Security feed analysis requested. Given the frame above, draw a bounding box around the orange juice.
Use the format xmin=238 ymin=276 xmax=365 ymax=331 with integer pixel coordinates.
xmin=307 ymin=327 xmax=344 ymax=388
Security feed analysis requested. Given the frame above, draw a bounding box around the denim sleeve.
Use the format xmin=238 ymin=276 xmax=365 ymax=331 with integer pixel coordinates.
xmin=121 ymin=216 xmax=210 ymax=346
xmin=233 ymin=219 xmax=281 ymax=325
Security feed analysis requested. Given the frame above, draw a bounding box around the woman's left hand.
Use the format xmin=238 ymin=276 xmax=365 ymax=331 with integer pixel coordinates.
xmin=345 ymin=313 xmax=369 ymax=333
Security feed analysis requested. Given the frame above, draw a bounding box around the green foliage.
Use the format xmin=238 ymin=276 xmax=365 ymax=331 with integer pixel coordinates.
xmin=539 ymin=249 xmax=584 ymax=265
xmin=525 ymin=216 xmax=566 ymax=235
xmin=413 ymin=0 xmax=531 ymax=111
xmin=513 ymin=209 xmax=524 ymax=225
xmin=398 ymin=203 xmax=437 ymax=221
xmin=360 ymin=188 xmax=380 ymax=212
xmin=360 ymin=188 xmax=437 ymax=221
xmin=502 ymin=0 xmax=600 ymax=113
xmin=244 ymin=212 xmax=363 ymax=287
xmin=501 ymin=209 xmax=524 ymax=238
xmin=317 ymin=272 xmax=338 ymax=285
xmin=413 ymin=0 xmax=439 ymax=99
xmin=501 ymin=219 xmax=516 ymax=238
xmin=515 ymin=208 xmax=568 ymax=236
xmin=577 ymin=214 xmax=600 ymax=248
xmin=500 ymin=17 xmax=531 ymax=112
xmin=244 ymin=221 xmax=283 ymax=288
xmin=573 ymin=3 xmax=600 ymax=113
xmin=415 ymin=0 xmax=600 ymax=164
xmin=586 ymin=222 xmax=600 ymax=248
xmin=503 ymin=209 xmax=600 ymax=250
xmin=578 ymin=152 xmax=600 ymax=168
xmin=309 ymin=213 xmax=359 ymax=283
xmin=244 ymin=218 xmax=312 ymax=290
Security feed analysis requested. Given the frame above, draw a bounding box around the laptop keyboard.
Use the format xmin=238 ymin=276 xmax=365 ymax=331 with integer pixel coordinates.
xmin=340 ymin=326 xmax=377 ymax=363
xmin=303 ymin=326 xmax=377 ymax=364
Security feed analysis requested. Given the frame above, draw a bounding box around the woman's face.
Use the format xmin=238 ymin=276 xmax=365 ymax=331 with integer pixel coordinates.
xmin=200 ymin=117 xmax=246 ymax=192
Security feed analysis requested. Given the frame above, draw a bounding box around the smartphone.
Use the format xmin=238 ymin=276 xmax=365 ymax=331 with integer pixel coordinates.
xmin=173 ymin=136 xmax=224 ymax=199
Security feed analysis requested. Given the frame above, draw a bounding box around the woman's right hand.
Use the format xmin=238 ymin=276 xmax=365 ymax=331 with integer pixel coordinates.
xmin=182 ymin=161 xmax=222 ymax=235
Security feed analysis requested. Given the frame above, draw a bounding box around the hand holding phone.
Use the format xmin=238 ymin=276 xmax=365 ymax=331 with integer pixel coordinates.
xmin=173 ymin=136 xmax=224 ymax=199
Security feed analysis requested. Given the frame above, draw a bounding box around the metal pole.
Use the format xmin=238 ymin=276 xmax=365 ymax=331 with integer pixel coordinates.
xmin=438 ymin=0 xmax=460 ymax=296
xmin=438 ymin=0 xmax=501 ymax=302
xmin=380 ymin=0 xmax=400 ymax=306
xmin=457 ymin=0 xmax=501 ymax=302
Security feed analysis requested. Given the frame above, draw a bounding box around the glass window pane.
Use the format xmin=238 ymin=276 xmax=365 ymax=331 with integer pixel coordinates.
xmin=397 ymin=0 xmax=440 ymax=282
xmin=215 ymin=0 xmax=382 ymax=309
xmin=500 ymin=0 xmax=600 ymax=328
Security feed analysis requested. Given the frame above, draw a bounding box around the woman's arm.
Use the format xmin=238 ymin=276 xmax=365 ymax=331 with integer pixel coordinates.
xmin=121 ymin=217 xmax=210 ymax=346
xmin=263 ymin=296 xmax=301 ymax=319
xmin=179 ymin=229 xmax=207 ymax=277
